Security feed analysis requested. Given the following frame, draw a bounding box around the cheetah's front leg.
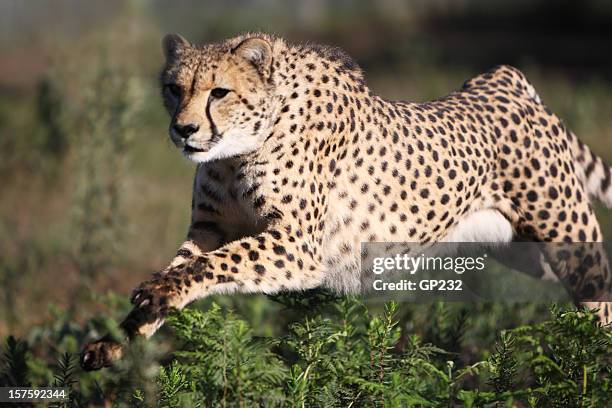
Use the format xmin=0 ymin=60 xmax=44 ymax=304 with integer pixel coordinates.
xmin=81 ymin=228 xmax=323 ymax=370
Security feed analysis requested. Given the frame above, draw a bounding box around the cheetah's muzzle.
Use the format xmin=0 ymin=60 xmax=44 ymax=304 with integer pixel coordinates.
xmin=183 ymin=144 xmax=206 ymax=153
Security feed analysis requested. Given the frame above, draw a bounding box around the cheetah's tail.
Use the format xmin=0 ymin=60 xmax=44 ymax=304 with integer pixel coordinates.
xmin=570 ymin=133 xmax=612 ymax=209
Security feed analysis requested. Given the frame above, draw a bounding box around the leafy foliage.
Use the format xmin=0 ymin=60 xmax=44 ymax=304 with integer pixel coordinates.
xmin=487 ymin=331 xmax=518 ymax=395
xmin=0 ymin=336 xmax=30 ymax=387
xmin=165 ymin=303 xmax=287 ymax=406
xmin=0 ymin=298 xmax=609 ymax=407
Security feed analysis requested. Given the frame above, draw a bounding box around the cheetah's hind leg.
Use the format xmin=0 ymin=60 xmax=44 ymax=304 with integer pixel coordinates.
xmin=492 ymin=193 xmax=611 ymax=325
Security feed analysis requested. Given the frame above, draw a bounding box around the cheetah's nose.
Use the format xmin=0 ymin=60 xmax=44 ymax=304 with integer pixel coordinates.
xmin=173 ymin=123 xmax=200 ymax=139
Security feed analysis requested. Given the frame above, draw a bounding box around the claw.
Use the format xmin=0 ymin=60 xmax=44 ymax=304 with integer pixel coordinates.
xmin=139 ymin=298 xmax=150 ymax=308
xmin=82 ymin=350 xmax=92 ymax=364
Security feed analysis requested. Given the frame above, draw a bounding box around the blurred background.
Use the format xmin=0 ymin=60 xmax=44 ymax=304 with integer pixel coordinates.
xmin=1 ymin=0 xmax=612 ymax=358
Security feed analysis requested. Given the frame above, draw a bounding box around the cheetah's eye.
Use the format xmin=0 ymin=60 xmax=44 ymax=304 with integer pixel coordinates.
xmin=165 ymin=84 xmax=181 ymax=98
xmin=210 ymin=88 xmax=230 ymax=99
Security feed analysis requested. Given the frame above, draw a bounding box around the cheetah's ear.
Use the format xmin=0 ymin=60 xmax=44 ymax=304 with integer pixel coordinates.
xmin=232 ymin=37 xmax=273 ymax=79
xmin=162 ymin=34 xmax=190 ymax=60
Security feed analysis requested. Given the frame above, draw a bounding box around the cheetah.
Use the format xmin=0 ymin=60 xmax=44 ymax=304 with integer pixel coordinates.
xmin=81 ymin=33 xmax=611 ymax=370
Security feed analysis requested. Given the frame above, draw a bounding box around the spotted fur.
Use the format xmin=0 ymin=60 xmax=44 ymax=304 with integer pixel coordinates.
xmin=81 ymin=33 xmax=611 ymax=370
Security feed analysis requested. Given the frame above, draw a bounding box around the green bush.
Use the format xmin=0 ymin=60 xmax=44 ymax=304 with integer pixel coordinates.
xmin=1 ymin=297 xmax=609 ymax=407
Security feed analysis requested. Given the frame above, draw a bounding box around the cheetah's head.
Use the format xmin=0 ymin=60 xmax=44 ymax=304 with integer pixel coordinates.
xmin=161 ymin=34 xmax=277 ymax=163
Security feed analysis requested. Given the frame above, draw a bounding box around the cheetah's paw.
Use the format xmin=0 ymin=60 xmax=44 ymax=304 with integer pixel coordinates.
xmin=130 ymin=276 xmax=181 ymax=319
xmin=80 ymin=336 xmax=123 ymax=371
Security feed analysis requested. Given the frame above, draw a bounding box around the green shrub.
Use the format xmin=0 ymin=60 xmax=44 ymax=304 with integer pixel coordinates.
xmin=0 ymin=298 xmax=609 ymax=407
